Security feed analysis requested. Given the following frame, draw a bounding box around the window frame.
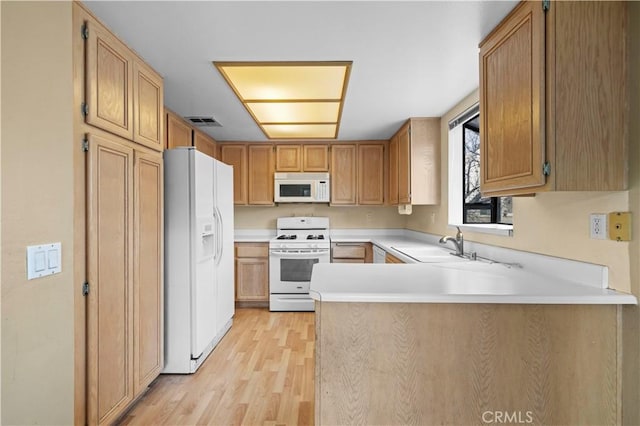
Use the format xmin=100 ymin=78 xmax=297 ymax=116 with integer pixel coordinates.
xmin=447 ymin=103 xmax=513 ymax=236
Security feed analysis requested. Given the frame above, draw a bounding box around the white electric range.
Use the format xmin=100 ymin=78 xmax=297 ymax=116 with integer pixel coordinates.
xmin=269 ymin=217 xmax=330 ymax=311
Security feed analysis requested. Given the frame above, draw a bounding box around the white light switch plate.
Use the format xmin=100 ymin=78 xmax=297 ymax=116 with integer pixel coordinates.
xmin=27 ymin=243 xmax=61 ymax=280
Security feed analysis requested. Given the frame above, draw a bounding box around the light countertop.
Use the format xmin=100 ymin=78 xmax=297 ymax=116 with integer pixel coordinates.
xmin=309 ymin=262 xmax=637 ymax=305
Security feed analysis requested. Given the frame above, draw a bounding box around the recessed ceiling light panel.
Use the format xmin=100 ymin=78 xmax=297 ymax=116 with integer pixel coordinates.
xmin=214 ymin=61 xmax=352 ymax=139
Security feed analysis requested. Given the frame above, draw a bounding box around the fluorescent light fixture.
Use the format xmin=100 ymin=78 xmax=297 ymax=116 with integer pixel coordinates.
xmin=214 ymin=61 xmax=352 ymax=139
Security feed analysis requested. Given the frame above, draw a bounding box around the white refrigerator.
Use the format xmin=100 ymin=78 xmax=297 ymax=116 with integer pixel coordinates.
xmin=163 ymin=147 xmax=235 ymax=374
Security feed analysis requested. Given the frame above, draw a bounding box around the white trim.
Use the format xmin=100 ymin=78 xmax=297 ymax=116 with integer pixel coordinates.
xmin=447 ymin=104 xmax=513 ymax=237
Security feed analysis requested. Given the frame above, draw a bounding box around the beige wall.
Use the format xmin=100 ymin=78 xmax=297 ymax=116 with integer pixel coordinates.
xmin=235 ymin=205 xmax=406 ymax=229
xmin=1 ymin=2 xmax=75 ymax=424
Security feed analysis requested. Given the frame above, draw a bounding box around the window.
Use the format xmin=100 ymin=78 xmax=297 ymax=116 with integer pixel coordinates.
xmin=462 ymin=115 xmax=512 ymax=225
xmin=447 ymin=103 xmax=513 ymax=236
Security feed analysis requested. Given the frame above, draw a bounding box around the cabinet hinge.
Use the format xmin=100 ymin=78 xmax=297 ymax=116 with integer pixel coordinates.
xmin=81 ymin=102 xmax=89 ymax=117
xmin=81 ymin=23 xmax=89 ymax=40
xmin=542 ymin=161 xmax=551 ymax=176
xmin=82 ymin=138 xmax=89 ymax=152
xmin=542 ymin=0 xmax=550 ymax=12
xmin=82 ymin=282 xmax=90 ymax=296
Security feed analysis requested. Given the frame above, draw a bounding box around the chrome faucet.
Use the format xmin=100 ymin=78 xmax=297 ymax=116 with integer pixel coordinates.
xmin=439 ymin=227 xmax=464 ymax=257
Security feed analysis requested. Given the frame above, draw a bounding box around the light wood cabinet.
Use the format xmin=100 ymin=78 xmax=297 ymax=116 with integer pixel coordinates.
xmin=193 ymin=129 xmax=218 ymax=159
xmin=85 ymin=20 xmax=134 ymax=141
xmin=389 ymin=135 xmax=399 ymax=205
xmin=358 ymin=143 xmax=385 ymax=205
xmin=85 ymin=20 xmax=163 ymax=152
xmin=275 ymin=144 xmax=329 ymax=172
xmin=80 ymin=6 xmax=164 ymax=424
xmin=86 ymin=134 xmax=165 ymax=425
xmin=133 ymin=61 xmax=163 ymax=150
xmin=220 ymin=144 xmax=248 ymax=205
xmin=330 ymin=144 xmax=357 ymax=205
xmin=86 ymin=133 xmax=135 ymax=426
xmin=385 ymin=253 xmax=404 ymax=264
xmin=303 ymin=145 xmax=329 ymax=171
xmin=235 ymin=243 xmax=269 ymax=306
xmin=248 ymin=145 xmax=275 ymax=205
xmin=332 ymin=242 xmax=373 ymax=263
xmin=275 ymin=145 xmax=301 ymax=171
xmin=165 ymin=110 xmax=192 ymax=150
xmin=133 ymin=151 xmax=163 ymax=395
xmin=479 ymin=1 xmax=628 ymax=196
xmin=391 ymin=118 xmax=440 ymax=205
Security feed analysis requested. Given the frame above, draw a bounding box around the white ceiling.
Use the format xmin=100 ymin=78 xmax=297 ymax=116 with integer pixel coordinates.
xmin=84 ymin=1 xmax=517 ymax=142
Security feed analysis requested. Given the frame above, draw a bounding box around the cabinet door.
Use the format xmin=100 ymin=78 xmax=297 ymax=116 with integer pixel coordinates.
xmin=275 ymin=145 xmax=301 ymax=172
xmin=248 ymin=145 xmax=274 ymax=205
xmin=133 ymin=61 xmax=163 ymax=151
xmin=358 ymin=144 xmax=384 ymax=205
xmin=389 ymin=135 xmax=399 ymax=205
xmin=87 ymin=133 xmax=134 ymax=425
xmin=220 ymin=144 xmax=248 ymax=205
xmin=236 ymin=258 xmax=269 ymax=302
xmin=479 ymin=1 xmax=545 ymax=195
xmin=85 ymin=20 xmax=134 ymax=140
xmin=385 ymin=253 xmax=404 ymax=264
xmin=397 ymin=125 xmax=411 ymax=204
xmin=165 ymin=111 xmax=192 ymax=149
xmin=303 ymin=145 xmax=329 ymax=171
xmin=330 ymin=145 xmax=357 ymax=205
xmin=194 ymin=130 xmax=218 ymax=159
xmin=133 ymin=151 xmax=163 ymax=396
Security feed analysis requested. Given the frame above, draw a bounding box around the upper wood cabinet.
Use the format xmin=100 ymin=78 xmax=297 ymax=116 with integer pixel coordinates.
xmin=133 ymin=62 xmax=164 ymax=150
xmin=165 ymin=110 xmax=192 ymax=150
xmin=220 ymin=144 xmax=248 ymax=205
xmin=388 ymin=135 xmax=399 ymax=205
xmin=85 ymin=19 xmax=163 ymax=151
xmin=358 ymin=143 xmax=385 ymax=205
xmin=275 ymin=144 xmax=330 ymax=172
xmin=248 ymin=145 xmax=275 ymax=205
xmin=479 ymin=1 xmax=628 ymax=196
xmin=330 ymin=144 xmax=357 ymax=205
xmin=85 ymin=20 xmax=134 ymax=141
xmin=193 ymin=129 xmax=218 ymax=159
xmin=303 ymin=145 xmax=329 ymax=171
xmin=391 ymin=118 xmax=440 ymax=205
xmin=275 ymin=145 xmax=301 ymax=171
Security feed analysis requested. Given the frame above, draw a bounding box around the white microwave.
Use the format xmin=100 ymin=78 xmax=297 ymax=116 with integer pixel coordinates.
xmin=274 ymin=172 xmax=330 ymax=203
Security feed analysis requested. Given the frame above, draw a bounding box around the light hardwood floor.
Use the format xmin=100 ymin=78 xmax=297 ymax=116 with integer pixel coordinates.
xmin=118 ymin=309 xmax=315 ymax=426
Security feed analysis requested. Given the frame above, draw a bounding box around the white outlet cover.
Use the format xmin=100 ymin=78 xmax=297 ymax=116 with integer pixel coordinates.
xmin=590 ymin=214 xmax=608 ymax=240
xmin=27 ymin=243 xmax=62 ymax=280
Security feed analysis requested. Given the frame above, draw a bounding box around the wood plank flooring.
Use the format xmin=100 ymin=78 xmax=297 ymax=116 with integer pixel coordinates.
xmin=118 ymin=309 xmax=315 ymax=426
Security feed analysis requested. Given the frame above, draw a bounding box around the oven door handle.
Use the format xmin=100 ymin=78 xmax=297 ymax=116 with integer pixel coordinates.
xmin=269 ymin=249 xmax=329 ymax=256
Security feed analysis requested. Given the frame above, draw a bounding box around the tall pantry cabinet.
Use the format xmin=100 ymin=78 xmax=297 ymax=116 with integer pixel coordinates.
xmin=75 ymin=3 xmax=164 ymax=425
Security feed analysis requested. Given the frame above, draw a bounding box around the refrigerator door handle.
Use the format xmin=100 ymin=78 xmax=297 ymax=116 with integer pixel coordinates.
xmin=215 ymin=206 xmax=223 ymax=266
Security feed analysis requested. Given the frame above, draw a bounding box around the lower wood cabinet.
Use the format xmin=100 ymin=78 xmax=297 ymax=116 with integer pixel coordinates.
xmin=385 ymin=253 xmax=404 ymax=264
xmin=235 ymin=243 xmax=269 ymax=306
xmin=332 ymin=242 xmax=373 ymax=263
xmin=86 ymin=132 xmax=163 ymax=425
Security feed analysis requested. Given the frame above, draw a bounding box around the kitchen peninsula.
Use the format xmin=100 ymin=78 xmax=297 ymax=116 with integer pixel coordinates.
xmin=311 ymin=262 xmax=636 ymax=425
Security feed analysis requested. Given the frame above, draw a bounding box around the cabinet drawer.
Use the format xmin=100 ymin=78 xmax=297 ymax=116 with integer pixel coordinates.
xmin=236 ymin=244 xmax=268 ymax=258
xmin=332 ymin=245 xmax=366 ymax=259
xmin=333 ymin=258 xmax=365 ymax=264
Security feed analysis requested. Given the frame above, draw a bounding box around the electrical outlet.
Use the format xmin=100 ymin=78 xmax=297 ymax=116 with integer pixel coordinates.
xmin=590 ymin=214 xmax=608 ymax=240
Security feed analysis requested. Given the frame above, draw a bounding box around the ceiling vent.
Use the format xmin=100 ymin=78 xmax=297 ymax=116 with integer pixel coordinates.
xmin=184 ymin=116 xmax=222 ymax=127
